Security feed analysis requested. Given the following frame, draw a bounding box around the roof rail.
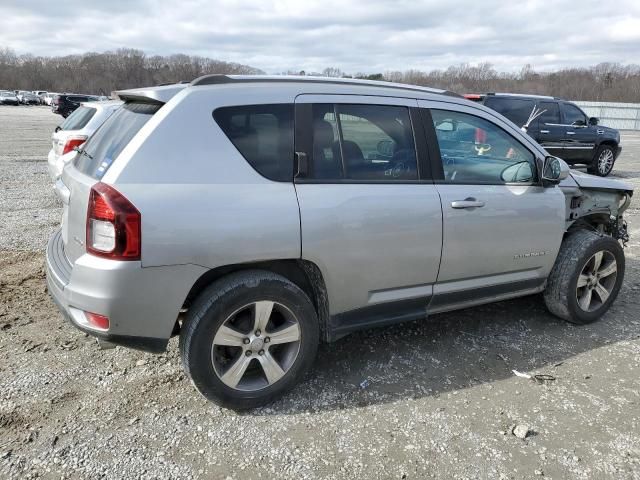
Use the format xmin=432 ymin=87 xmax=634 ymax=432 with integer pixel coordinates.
xmin=488 ymin=92 xmax=555 ymax=100
xmin=190 ymin=74 xmax=461 ymax=97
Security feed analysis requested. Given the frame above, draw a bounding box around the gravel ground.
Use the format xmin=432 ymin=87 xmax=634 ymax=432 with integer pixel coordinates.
xmin=1 ymin=105 xmax=639 ymax=480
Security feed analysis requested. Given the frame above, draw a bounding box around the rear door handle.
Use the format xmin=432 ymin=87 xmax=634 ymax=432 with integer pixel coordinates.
xmin=566 ymin=131 xmax=575 ymax=135
xmin=451 ymin=197 xmax=485 ymax=209
xmin=540 ymin=129 xmax=550 ymax=134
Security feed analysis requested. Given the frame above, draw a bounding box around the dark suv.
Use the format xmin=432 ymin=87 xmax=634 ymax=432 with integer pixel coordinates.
xmin=51 ymin=94 xmax=99 ymax=118
xmin=465 ymin=93 xmax=621 ymax=176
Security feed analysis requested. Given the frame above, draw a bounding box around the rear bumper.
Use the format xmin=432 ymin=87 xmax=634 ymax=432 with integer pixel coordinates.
xmin=45 ymin=229 xmax=206 ymax=353
xmin=615 ymin=145 xmax=622 ymax=159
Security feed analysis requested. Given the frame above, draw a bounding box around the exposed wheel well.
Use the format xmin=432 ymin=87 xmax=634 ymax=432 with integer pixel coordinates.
xmin=180 ymin=259 xmax=331 ymax=342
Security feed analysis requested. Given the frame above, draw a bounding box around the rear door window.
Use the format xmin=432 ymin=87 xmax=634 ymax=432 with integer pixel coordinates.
xmin=484 ymin=97 xmax=535 ymax=128
xmin=60 ymin=106 xmax=96 ymax=131
xmin=75 ymin=102 xmax=160 ymax=179
xmin=309 ymin=103 xmax=418 ymax=181
xmin=214 ymin=104 xmax=294 ymax=182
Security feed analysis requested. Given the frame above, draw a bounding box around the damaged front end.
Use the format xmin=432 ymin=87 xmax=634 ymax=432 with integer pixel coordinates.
xmin=560 ymin=170 xmax=633 ymax=245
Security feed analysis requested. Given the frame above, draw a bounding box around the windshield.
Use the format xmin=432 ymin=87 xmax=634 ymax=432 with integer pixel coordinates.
xmin=75 ymin=102 xmax=161 ymax=179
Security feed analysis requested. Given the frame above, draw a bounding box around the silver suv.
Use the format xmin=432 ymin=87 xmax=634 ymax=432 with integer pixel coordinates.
xmin=46 ymin=76 xmax=634 ymax=409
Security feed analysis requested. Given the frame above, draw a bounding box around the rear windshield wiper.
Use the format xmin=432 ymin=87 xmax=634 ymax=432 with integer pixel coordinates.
xmin=73 ymin=146 xmax=93 ymax=160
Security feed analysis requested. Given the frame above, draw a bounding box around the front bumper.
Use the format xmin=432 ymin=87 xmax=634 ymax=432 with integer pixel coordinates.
xmin=615 ymin=145 xmax=622 ymax=160
xmin=45 ymin=229 xmax=205 ymax=353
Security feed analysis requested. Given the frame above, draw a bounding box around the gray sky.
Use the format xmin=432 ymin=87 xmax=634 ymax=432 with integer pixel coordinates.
xmin=2 ymin=0 xmax=639 ymax=73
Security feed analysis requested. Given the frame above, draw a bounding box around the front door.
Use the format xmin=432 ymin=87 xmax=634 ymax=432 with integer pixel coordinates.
xmin=417 ymin=100 xmax=566 ymax=312
xmin=294 ymin=95 xmax=443 ymax=334
xmin=561 ymin=102 xmax=596 ymax=162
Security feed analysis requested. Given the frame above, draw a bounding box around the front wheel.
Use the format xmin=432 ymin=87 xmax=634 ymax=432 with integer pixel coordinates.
xmin=588 ymin=145 xmax=616 ymax=176
xmin=544 ymin=229 xmax=624 ymax=324
xmin=180 ymin=270 xmax=319 ymax=409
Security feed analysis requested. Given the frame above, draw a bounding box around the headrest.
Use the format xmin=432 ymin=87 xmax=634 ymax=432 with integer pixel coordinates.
xmin=313 ymin=120 xmax=336 ymax=149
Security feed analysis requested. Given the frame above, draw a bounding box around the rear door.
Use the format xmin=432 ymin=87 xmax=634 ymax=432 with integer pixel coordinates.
xmin=57 ymin=102 xmax=161 ymax=263
xmin=418 ymin=100 xmax=565 ymax=312
xmin=560 ymin=102 xmax=596 ymax=162
xmin=294 ymin=94 xmax=442 ymax=330
xmin=534 ymin=101 xmax=565 ymax=159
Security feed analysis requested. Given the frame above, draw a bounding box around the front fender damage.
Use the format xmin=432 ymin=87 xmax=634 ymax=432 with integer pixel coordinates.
xmin=562 ymin=184 xmax=632 ymax=245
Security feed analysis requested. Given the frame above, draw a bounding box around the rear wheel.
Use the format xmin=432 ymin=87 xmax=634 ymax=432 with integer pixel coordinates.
xmin=180 ymin=270 xmax=319 ymax=409
xmin=588 ymin=145 xmax=616 ymax=176
xmin=544 ymin=229 xmax=624 ymax=324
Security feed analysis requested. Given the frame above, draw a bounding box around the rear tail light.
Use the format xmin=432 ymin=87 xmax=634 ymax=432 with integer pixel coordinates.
xmin=86 ymin=183 xmax=141 ymax=260
xmin=62 ymin=135 xmax=88 ymax=155
xmin=85 ymin=311 xmax=110 ymax=330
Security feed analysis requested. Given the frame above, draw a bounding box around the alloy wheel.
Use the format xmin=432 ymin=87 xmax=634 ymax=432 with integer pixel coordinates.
xmin=598 ymin=149 xmax=614 ymax=175
xmin=576 ymin=250 xmax=618 ymax=312
xmin=211 ymin=301 xmax=301 ymax=391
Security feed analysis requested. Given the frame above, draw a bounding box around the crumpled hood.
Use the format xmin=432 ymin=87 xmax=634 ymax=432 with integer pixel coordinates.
xmin=562 ymin=169 xmax=633 ymax=194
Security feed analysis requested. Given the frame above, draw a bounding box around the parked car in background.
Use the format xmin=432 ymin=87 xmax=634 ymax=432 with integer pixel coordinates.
xmin=33 ymin=90 xmax=48 ymax=103
xmin=47 ymin=100 xmax=123 ymax=181
xmin=20 ymin=92 xmax=42 ymax=105
xmin=43 ymin=92 xmax=59 ymax=106
xmin=16 ymin=90 xmax=30 ymax=103
xmin=45 ymin=76 xmax=633 ymax=409
xmin=51 ymin=93 xmax=100 ymax=117
xmin=465 ymin=93 xmax=621 ymax=176
xmin=0 ymin=90 xmax=20 ymax=105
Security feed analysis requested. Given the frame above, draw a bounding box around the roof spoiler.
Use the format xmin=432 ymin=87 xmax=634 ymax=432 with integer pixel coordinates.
xmin=114 ymin=83 xmax=188 ymax=104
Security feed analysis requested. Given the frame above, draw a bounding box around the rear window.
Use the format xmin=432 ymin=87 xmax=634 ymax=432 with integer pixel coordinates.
xmin=213 ymin=104 xmax=294 ymax=182
xmin=60 ymin=106 xmax=96 ymax=131
xmin=484 ymin=97 xmax=535 ymax=128
xmin=75 ymin=102 xmax=160 ymax=179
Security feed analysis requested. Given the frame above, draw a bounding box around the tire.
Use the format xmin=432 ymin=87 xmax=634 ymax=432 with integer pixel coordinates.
xmin=587 ymin=145 xmax=616 ymax=177
xmin=544 ymin=229 xmax=624 ymax=324
xmin=179 ymin=270 xmax=319 ymax=409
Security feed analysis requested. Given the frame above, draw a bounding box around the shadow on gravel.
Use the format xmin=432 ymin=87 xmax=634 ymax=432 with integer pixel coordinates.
xmin=249 ymin=256 xmax=640 ymax=416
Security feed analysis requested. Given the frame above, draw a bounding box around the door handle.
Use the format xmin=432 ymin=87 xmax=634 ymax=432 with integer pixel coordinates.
xmin=566 ymin=131 xmax=575 ymax=135
xmin=540 ymin=129 xmax=550 ymax=134
xmin=451 ymin=197 xmax=485 ymax=209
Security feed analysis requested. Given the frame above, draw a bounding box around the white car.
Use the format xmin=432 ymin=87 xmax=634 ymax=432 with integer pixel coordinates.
xmin=43 ymin=92 xmax=59 ymax=106
xmin=47 ymin=100 xmax=123 ymax=181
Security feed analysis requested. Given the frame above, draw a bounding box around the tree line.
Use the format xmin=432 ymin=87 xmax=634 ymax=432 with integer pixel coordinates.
xmin=293 ymin=63 xmax=640 ymax=102
xmin=2 ymin=46 xmax=639 ymax=102
xmin=0 ymin=47 xmax=263 ymax=95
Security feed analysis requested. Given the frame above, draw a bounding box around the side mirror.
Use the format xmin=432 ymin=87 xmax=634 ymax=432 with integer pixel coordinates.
xmin=572 ymin=119 xmax=586 ymax=127
xmin=541 ymin=156 xmax=570 ymax=186
xmin=588 ymin=117 xmax=598 ymax=126
xmin=54 ymin=126 xmax=61 ymax=133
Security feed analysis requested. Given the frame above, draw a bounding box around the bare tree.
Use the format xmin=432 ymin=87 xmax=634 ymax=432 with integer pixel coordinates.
xmin=0 ymin=47 xmax=263 ymax=94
